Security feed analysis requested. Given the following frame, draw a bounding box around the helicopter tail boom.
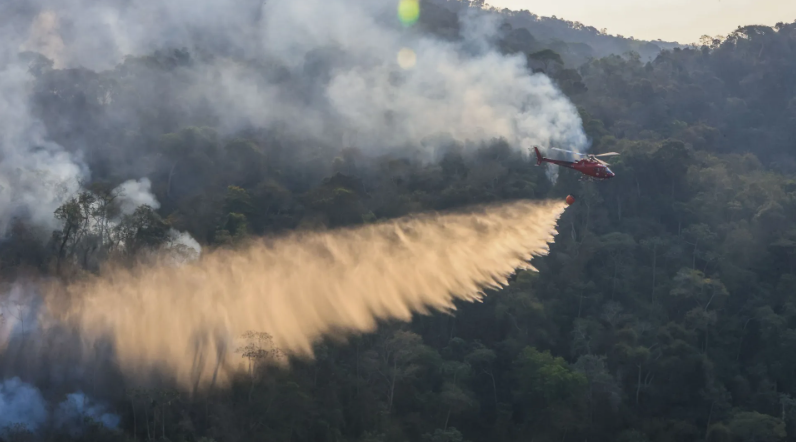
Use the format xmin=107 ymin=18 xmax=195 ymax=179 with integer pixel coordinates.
xmin=533 ymin=146 xmax=543 ymax=166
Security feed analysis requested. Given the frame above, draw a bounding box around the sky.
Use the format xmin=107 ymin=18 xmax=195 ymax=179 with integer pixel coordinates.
xmin=486 ymin=0 xmax=796 ymax=44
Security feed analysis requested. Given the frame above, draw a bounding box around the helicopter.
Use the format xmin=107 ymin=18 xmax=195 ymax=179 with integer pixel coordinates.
xmin=532 ymin=146 xmax=618 ymax=181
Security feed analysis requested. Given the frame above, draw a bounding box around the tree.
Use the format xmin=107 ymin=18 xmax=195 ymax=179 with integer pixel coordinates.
xmin=235 ymin=331 xmax=284 ymax=403
xmin=512 ymin=346 xmax=588 ymax=436
xmin=728 ymin=411 xmax=786 ymax=442
xmin=528 ymin=49 xmax=564 ymax=72
xmin=52 ymin=197 xmax=85 ymax=272
xmin=114 ymin=205 xmax=171 ymax=255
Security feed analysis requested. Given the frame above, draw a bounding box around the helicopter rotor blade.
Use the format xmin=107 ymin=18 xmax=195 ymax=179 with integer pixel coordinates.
xmin=593 ymin=158 xmax=611 ymax=166
xmin=594 ymin=152 xmax=620 ymax=157
xmin=550 ymin=147 xmax=585 ymax=156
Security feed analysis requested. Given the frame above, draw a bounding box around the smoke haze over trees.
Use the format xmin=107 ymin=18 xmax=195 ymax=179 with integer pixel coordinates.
xmin=1 ymin=0 xmax=796 ymax=441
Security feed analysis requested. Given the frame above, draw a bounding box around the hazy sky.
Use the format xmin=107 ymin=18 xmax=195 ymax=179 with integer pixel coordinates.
xmin=486 ymin=0 xmax=796 ymax=44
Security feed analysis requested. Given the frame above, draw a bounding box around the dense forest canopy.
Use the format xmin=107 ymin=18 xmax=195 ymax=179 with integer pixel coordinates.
xmin=1 ymin=0 xmax=796 ymax=441
xmin=436 ymin=0 xmax=682 ymax=63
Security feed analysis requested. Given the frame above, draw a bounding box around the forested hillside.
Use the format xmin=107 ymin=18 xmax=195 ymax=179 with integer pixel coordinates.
xmin=2 ymin=2 xmax=796 ymax=442
xmin=434 ymin=0 xmax=682 ymax=63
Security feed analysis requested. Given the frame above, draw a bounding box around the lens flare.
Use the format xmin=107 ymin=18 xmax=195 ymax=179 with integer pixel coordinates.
xmin=397 ymin=48 xmax=417 ymax=69
xmin=397 ymin=0 xmax=420 ymax=26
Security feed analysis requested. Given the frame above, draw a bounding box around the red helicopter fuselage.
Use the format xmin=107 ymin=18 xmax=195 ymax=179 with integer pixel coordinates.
xmin=533 ymin=146 xmax=615 ymax=180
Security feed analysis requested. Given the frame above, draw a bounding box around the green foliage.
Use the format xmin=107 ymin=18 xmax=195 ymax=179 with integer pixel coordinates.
xmin=528 ymin=49 xmax=564 ymax=71
xmin=116 ymin=205 xmax=172 ymax=253
xmin=422 ymin=427 xmax=470 ymax=442
xmin=223 ymin=186 xmax=255 ymax=217
xmin=513 ymin=346 xmax=588 ymax=403
xmin=728 ymin=411 xmax=787 ymax=442
xmin=706 ymin=423 xmax=732 ymax=442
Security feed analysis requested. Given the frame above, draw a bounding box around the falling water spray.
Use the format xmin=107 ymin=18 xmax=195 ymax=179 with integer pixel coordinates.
xmin=35 ymin=199 xmax=568 ymax=391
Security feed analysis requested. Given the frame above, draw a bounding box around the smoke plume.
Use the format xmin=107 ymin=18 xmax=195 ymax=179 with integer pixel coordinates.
xmin=114 ymin=178 xmax=160 ymax=216
xmin=0 ymin=0 xmax=589 ymax=240
xmin=0 ymin=377 xmax=119 ymax=435
xmin=0 ymin=58 xmax=88 ymax=237
xmin=0 ymin=377 xmax=48 ymax=432
xmin=33 ymin=199 xmax=568 ymax=391
xmin=54 ymin=391 xmax=120 ymax=435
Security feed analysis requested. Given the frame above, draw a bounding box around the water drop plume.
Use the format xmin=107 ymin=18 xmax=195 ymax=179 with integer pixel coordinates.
xmin=45 ymin=199 xmax=567 ymax=391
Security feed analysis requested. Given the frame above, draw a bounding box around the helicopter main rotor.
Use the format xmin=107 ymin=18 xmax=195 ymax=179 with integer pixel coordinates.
xmin=549 ymin=147 xmax=620 ymax=165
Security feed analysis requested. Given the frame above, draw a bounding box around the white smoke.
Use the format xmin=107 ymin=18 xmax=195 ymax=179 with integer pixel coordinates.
xmin=113 ymin=178 xmax=160 ymax=216
xmin=54 ymin=392 xmax=121 ymax=435
xmin=0 ymin=377 xmax=49 ymax=432
xmin=0 ymin=0 xmax=591 ymax=235
xmin=545 ymin=162 xmax=559 ymax=184
xmin=111 ymin=178 xmax=203 ymax=260
xmin=165 ymin=229 xmax=202 ymax=265
xmin=79 ymin=179 xmax=203 ymax=261
xmin=0 ymin=59 xmax=88 ymax=237
xmin=458 ymin=7 xmax=504 ymax=55
xmin=13 ymin=0 xmax=588 ymax=158
xmin=0 ymin=60 xmax=200 ymax=257
xmin=0 ymin=9 xmax=200 ymax=243
xmin=0 ymin=377 xmax=120 ymax=435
